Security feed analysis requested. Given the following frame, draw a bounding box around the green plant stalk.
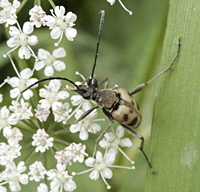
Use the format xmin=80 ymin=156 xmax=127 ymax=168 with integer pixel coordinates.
xmin=145 ymin=0 xmax=200 ymax=191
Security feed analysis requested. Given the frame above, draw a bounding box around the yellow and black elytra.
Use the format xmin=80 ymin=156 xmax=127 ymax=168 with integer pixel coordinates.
xmin=22 ymin=10 xmax=181 ymax=174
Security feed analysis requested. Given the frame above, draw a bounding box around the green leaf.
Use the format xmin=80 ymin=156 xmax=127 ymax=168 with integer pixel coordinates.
xmin=145 ymin=0 xmax=200 ymax=191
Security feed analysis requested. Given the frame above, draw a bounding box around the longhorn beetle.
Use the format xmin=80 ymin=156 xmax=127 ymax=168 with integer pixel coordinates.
xmin=22 ymin=10 xmax=181 ymax=174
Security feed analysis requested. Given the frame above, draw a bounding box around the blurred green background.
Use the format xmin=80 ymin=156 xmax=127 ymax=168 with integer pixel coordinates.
xmin=1 ymin=0 xmax=200 ymax=192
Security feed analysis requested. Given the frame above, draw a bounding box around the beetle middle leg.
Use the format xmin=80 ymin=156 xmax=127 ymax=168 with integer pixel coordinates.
xmin=93 ymin=121 xmax=113 ymax=158
xmin=120 ymin=124 xmax=156 ymax=174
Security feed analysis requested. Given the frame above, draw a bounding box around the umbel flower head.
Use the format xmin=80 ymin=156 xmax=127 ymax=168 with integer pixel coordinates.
xmin=0 ymin=1 xmax=137 ymax=191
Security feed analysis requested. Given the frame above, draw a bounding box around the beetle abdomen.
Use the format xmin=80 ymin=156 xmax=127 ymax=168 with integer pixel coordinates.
xmin=112 ymin=88 xmax=142 ymax=128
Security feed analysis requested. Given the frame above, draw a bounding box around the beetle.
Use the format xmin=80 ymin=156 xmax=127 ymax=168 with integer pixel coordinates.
xmin=22 ymin=10 xmax=181 ymax=173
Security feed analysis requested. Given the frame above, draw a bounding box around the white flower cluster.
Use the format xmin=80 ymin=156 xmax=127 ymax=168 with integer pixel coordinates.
xmin=0 ymin=0 xmax=135 ymax=191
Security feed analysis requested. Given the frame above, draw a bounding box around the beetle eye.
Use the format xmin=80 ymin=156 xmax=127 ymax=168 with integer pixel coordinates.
xmin=83 ymin=92 xmax=90 ymax=99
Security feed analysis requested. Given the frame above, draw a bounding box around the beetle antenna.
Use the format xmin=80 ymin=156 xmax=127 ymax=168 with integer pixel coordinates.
xmin=88 ymin=10 xmax=105 ymax=86
xmin=21 ymin=77 xmax=79 ymax=94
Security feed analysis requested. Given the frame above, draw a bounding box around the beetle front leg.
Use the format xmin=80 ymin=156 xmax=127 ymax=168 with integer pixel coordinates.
xmin=98 ymin=77 xmax=109 ymax=89
xmin=65 ymin=106 xmax=99 ymax=127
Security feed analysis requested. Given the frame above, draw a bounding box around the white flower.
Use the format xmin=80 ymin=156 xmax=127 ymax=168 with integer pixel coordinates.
xmin=55 ymin=149 xmax=72 ymax=165
xmin=77 ymin=150 xmax=116 ymax=189
xmin=34 ymin=104 xmax=50 ymax=122
xmin=28 ymin=161 xmax=46 ymax=182
xmin=45 ymin=6 xmax=77 ymax=45
xmin=7 ymin=68 xmax=38 ymax=100
xmin=34 ymin=47 xmax=66 ymax=76
xmin=39 ymin=80 xmax=69 ymax=108
xmin=0 ymin=106 xmax=17 ymax=131
xmin=55 ymin=143 xmax=88 ymax=165
xmin=99 ymin=126 xmax=134 ymax=164
xmin=6 ymin=21 xmax=38 ymax=59
xmin=70 ymin=109 xmax=101 ymax=140
xmin=47 ymin=163 xmax=77 ymax=192
xmin=85 ymin=151 xmax=115 ymax=182
xmin=9 ymin=99 xmax=33 ymax=120
xmin=32 ymin=129 xmax=54 ymax=153
xmin=3 ymin=127 xmax=23 ymax=144
xmin=52 ymin=102 xmax=72 ymax=123
xmin=73 ymin=149 xmax=135 ymax=189
xmin=1 ymin=161 xmax=28 ymax=192
xmin=99 ymin=125 xmax=133 ymax=149
xmin=66 ymin=143 xmax=88 ymax=163
xmin=36 ymin=183 xmax=48 ymax=192
xmin=29 ymin=5 xmax=46 ymax=28
xmin=0 ymin=0 xmax=20 ymax=27
xmin=0 ymin=142 xmax=21 ymax=165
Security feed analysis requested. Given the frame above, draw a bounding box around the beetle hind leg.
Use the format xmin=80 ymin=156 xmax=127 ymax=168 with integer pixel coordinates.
xmin=129 ymin=37 xmax=181 ymax=96
xmin=120 ymin=124 xmax=156 ymax=174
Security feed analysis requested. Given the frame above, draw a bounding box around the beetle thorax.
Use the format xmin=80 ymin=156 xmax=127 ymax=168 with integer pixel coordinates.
xmin=95 ymin=89 xmax=119 ymax=109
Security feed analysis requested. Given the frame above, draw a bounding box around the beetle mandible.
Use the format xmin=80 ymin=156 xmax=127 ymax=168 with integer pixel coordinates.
xmin=22 ymin=10 xmax=181 ymax=174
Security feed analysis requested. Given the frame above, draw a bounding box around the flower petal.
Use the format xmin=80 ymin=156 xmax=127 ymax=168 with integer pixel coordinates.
xmin=64 ymin=179 xmax=77 ymax=191
xmin=18 ymin=46 xmax=31 ymax=59
xmin=120 ymin=138 xmax=133 ymax=147
xmin=65 ymin=27 xmax=77 ymax=41
xmin=20 ymin=68 xmax=33 ymax=79
xmin=57 ymin=90 xmax=69 ymax=99
xmin=65 ymin=12 xmax=77 ymax=23
xmin=10 ymin=88 xmax=20 ymax=98
xmin=54 ymin=6 xmax=65 ymax=17
xmin=102 ymin=167 xmax=113 ymax=179
xmin=23 ymin=21 xmax=34 ymax=34
xmin=8 ymin=77 xmax=19 ymax=87
xmin=35 ymin=60 xmax=45 ymax=71
xmin=27 ymin=35 xmax=38 ymax=45
xmin=89 ymin=170 xmax=99 ymax=180
xmin=52 ymin=47 xmax=66 ymax=58
xmin=79 ymin=130 xmax=89 ymax=140
xmin=23 ymin=89 xmax=33 ymax=100
xmin=85 ymin=157 xmax=95 ymax=167
xmin=50 ymin=26 xmax=62 ymax=39
xmin=53 ymin=60 xmax=66 ymax=71
xmin=38 ymin=48 xmax=50 ymax=59
xmin=9 ymin=26 xmax=20 ymax=36
xmin=116 ymin=125 xmax=124 ymax=138
xmin=7 ymin=37 xmax=20 ymax=47
xmin=70 ymin=124 xmax=80 ymax=133
xmin=44 ymin=66 xmax=54 ymax=76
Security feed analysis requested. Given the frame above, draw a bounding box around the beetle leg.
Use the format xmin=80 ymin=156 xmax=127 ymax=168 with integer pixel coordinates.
xmin=129 ymin=38 xmax=181 ymax=96
xmin=93 ymin=121 xmax=113 ymax=158
xmin=98 ymin=77 xmax=109 ymax=88
xmin=65 ymin=106 xmax=99 ymax=127
xmin=120 ymin=124 xmax=156 ymax=174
